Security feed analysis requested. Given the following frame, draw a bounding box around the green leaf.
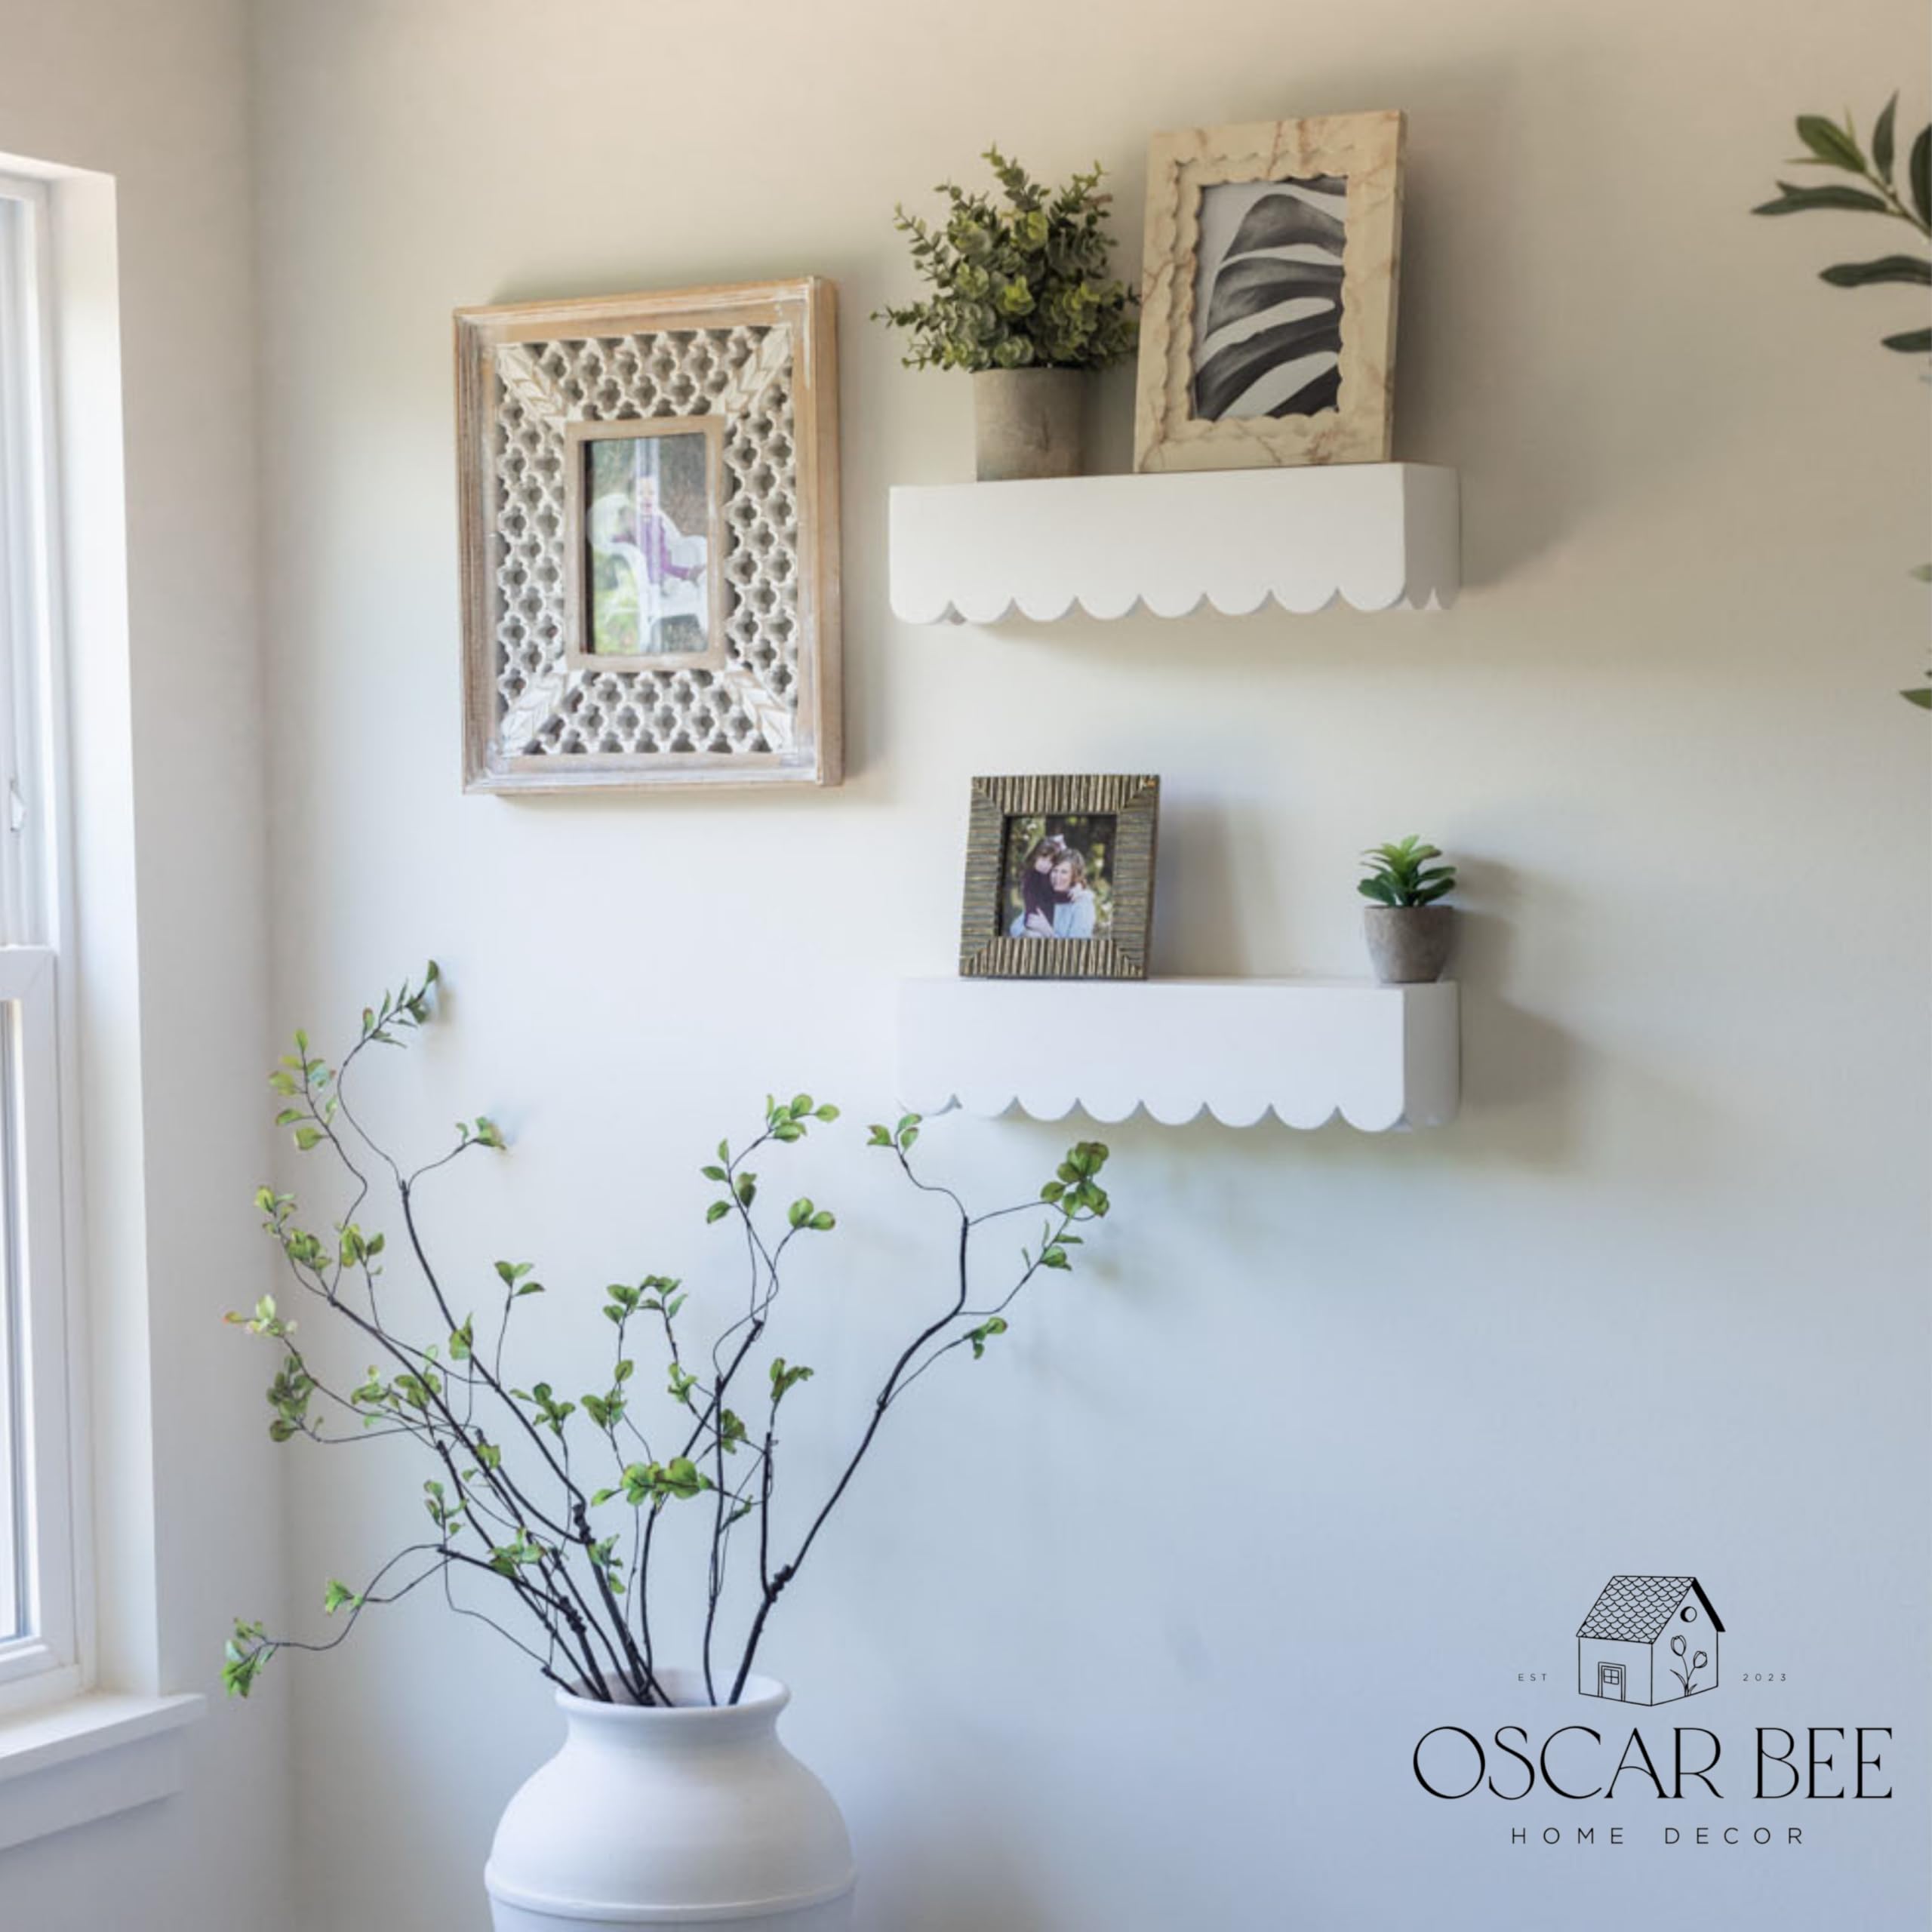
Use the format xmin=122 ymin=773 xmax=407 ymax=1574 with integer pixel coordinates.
xmin=866 ymin=1124 xmax=892 ymax=1146
xmin=1902 ymin=686 xmax=1932 ymax=709
xmin=1753 ymin=183 xmax=1890 ymax=217
xmin=968 ymin=1315 xmax=1008 ymax=1359
xmin=514 ymin=1281 xmax=544 ymax=1297
xmin=1882 ymin=326 xmax=1932 ymax=353
xmin=293 ymin=1126 xmax=322 ymax=1151
xmin=815 ymin=1103 xmax=840 ymax=1121
xmin=1818 ymin=254 xmax=1932 ymax=288
xmin=1912 ymin=125 xmax=1930 ymax=226
xmin=706 ymin=1200 xmax=731 ymax=1223
xmin=700 ymin=1164 xmax=727 ymax=1181
xmin=1795 ymin=113 xmax=1866 ymax=173
xmin=769 ymin=1357 xmax=814 ymax=1407
xmin=1910 ymin=564 xmax=1931 ymax=583
xmin=660 ymin=1456 xmax=709 ymax=1498
xmin=322 ymin=1579 xmax=361 ymax=1616
xmin=1873 ymin=94 xmax=1898 ymax=183
xmin=735 ymin=1174 xmax=757 ymax=1207
xmin=810 ymin=1210 xmax=836 ymax=1232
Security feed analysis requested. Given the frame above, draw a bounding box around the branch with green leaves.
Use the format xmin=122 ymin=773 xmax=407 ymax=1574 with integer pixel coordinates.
xmin=223 ymin=967 xmax=1116 ymax=1707
xmin=1753 ymin=94 xmax=1931 ymax=706
xmin=1753 ymin=97 xmax=1931 ymax=352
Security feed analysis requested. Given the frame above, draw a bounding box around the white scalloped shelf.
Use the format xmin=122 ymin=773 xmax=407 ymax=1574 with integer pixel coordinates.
xmin=889 ymin=463 xmax=1459 ymax=624
xmin=897 ymin=977 xmax=1459 ymax=1130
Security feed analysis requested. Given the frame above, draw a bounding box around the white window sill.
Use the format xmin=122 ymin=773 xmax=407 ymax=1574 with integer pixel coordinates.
xmin=0 ymin=1692 xmax=205 ymax=1852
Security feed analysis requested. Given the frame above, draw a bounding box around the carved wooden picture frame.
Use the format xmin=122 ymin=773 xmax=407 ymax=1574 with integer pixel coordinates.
xmin=958 ymin=775 xmax=1161 ymax=980
xmin=456 ymin=278 xmax=841 ymax=792
xmin=1134 ymin=113 xmax=1404 ymax=473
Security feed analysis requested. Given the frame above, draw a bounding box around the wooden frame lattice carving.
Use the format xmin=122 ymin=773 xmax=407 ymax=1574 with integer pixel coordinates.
xmin=456 ymin=278 xmax=841 ymax=792
xmin=958 ymin=774 xmax=1161 ymax=980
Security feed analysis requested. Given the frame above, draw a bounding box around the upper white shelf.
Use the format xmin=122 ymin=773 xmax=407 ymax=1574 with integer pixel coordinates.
xmin=889 ymin=462 xmax=1460 ymax=625
xmin=897 ymin=977 xmax=1459 ymax=1131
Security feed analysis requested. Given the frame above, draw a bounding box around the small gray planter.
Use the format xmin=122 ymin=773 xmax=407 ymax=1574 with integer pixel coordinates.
xmin=1364 ymin=906 xmax=1455 ymax=984
xmin=973 ymin=368 xmax=1086 ymax=481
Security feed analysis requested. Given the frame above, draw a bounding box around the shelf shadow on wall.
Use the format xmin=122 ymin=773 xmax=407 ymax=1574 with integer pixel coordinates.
xmin=1447 ymin=858 xmax=1583 ymax=1170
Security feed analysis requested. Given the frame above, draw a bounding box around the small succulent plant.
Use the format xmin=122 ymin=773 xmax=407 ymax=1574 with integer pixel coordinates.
xmin=1358 ymin=838 xmax=1457 ymax=909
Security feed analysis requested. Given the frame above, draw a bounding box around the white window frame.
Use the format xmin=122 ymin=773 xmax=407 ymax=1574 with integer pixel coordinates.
xmin=0 ymin=171 xmax=88 ymax=1722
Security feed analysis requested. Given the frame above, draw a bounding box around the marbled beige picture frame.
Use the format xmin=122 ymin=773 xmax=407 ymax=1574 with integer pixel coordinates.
xmin=1134 ymin=112 xmax=1404 ymax=473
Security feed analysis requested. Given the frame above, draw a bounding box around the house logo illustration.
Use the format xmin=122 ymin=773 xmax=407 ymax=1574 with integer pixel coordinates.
xmin=1576 ymin=1574 xmax=1724 ymax=1706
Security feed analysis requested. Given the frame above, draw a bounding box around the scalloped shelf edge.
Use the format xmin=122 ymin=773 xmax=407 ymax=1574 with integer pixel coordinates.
xmin=897 ymin=977 xmax=1460 ymax=1132
xmin=890 ymin=463 xmax=1460 ymax=627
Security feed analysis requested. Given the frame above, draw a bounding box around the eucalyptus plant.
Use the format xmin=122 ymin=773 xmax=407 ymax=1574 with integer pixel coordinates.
xmin=875 ymin=147 xmax=1137 ymax=373
xmin=1358 ymin=838 xmax=1456 ymax=909
xmin=223 ymin=964 xmax=1114 ymax=1708
xmin=1754 ymin=94 xmax=1932 ymax=706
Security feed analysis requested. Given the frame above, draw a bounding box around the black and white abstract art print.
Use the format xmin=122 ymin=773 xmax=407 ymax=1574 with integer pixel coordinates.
xmin=1189 ymin=175 xmax=1348 ymax=421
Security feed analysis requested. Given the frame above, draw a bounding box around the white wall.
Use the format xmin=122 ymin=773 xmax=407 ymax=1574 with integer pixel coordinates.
xmin=251 ymin=2 xmax=1930 ymax=1927
xmin=0 ymin=2 xmax=291 ymax=1929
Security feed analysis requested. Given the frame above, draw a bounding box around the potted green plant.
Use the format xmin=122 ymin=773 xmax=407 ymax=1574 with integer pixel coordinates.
xmin=1358 ymin=837 xmax=1457 ymax=983
xmin=875 ymin=146 xmax=1137 ymax=481
xmin=223 ymin=964 xmax=1117 ymax=1930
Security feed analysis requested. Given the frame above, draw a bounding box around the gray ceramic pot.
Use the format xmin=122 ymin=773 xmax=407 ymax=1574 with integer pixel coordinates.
xmin=972 ymin=368 xmax=1086 ymax=481
xmin=1363 ymin=905 xmax=1455 ymax=984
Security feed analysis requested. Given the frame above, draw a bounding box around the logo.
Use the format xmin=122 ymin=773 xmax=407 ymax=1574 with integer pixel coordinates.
xmin=1577 ymin=1574 xmax=1722 ymax=1706
xmin=1409 ymin=1570 xmax=1897 ymax=1838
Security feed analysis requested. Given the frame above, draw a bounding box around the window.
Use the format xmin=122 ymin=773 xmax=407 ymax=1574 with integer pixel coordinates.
xmin=0 ymin=171 xmax=82 ymax=1714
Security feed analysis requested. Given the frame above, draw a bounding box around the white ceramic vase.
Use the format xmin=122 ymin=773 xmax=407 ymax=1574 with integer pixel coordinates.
xmin=485 ymin=1670 xmax=855 ymax=1930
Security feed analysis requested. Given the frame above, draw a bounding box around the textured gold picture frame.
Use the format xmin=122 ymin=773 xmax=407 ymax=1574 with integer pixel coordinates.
xmin=958 ymin=775 xmax=1160 ymax=980
xmin=1134 ymin=112 xmax=1404 ymax=473
xmin=455 ymin=278 xmax=841 ymax=792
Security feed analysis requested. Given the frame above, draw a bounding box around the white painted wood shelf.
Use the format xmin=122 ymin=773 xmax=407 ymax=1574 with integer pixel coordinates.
xmin=888 ymin=463 xmax=1459 ymax=624
xmin=897 ymin=977 xmax=1459 ymax=1130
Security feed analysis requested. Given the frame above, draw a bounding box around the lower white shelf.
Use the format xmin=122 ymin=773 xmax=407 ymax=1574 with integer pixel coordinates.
xmin=897 ymin=977 xmax=1459 ymax=1131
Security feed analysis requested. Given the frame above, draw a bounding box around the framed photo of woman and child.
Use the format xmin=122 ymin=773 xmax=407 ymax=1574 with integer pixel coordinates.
xmin=958 ymin=774 xmax=1160 ymax=980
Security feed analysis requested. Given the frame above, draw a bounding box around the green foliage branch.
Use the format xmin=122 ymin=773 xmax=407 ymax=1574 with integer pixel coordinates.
xmin=223 ymin=964 xmax=1114 ymax=1708
xmin=1357 ymin=837 xmax=1457 ymax=909
xmin=1753 ymin=93 xmax=1932 ymax=706
xmin=873 ymin=147 xmax=1137 ymax=372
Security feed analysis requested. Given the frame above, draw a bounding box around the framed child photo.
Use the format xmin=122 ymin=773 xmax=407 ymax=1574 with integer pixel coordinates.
xmin=1134 ymin=112 xmax=1404 ymax=473
xmin=958 ymin=775 xmax=1160 ymax=980
xmin=563 ymin=416 xmax=728 ymax=673
xmin=455 ymin=278 xmax=841 ymax=792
